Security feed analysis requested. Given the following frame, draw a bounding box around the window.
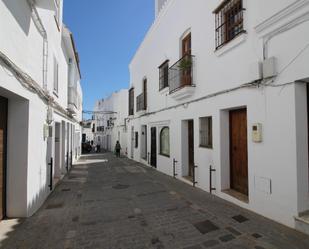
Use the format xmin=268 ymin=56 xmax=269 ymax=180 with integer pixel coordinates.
xmin=135 ymin=132 xmax=138 ymax=148
xmin=53 ymin=57 xmax=59 ymax=95
xmin=160 ymin=127 xmax=170 ymax=157
xmin=129 ymin=88 xmax=134 ymax=115
xmin=214 ymin=0 xmax=245 ymax=49
xmin=199 ymin=117 xmax=213 ymax=148
xmin=159 ymin=60 xmax=169 ymax=90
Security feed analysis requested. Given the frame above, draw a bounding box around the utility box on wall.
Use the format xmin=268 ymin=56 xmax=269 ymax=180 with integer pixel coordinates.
xmin=252 ymin=123 xmax=262 ymax=143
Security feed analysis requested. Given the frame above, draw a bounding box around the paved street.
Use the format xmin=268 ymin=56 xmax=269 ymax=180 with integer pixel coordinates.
xmin=1 ymin=153 xmax=309 ymax=249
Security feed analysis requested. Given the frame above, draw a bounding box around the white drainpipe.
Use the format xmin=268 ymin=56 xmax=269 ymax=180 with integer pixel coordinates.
xmin=27 ymin=0 xmax=48 ymax=90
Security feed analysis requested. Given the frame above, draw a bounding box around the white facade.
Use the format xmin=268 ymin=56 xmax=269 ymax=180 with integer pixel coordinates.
xmin=94 ymin=89 xmax=128 ymax=155
xmin=0 ymin=0 xmax=83 ymax=218
xmin=127 ymin=0 xmax=309 ymax=232
xmin=82 ymin=119 xmax=95 ymax=143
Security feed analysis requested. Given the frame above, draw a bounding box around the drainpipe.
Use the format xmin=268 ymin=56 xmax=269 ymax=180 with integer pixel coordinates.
xmin=262 ymin=16 xmax=309 ymax=60
xmin=27 ymin=0 xmax=48 ymax=90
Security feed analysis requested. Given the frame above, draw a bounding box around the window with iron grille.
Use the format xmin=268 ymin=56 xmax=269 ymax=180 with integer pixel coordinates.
xmin=159 ymin=60 xmax=169 ymax=90
xmin=53 ymin=56 xmax=59 ymax=95
xmin=160 ymin=127 xmax=170 ymax=157
xmin=135 ymin=132 xmax=138 ymax=148
xmin=199 ymin=117 xmax=213 ymax=148
xmin=214 ymin=0 xmax=245 ymax=50
xmin=129 ymin=88 xmax=134 ymax=115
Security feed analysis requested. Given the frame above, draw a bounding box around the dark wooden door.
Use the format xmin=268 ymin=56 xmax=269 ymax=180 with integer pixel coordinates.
xmin=0 ymin=96 xmax=8 ymax=221
xmin=151 ymin=127 xmax=157 ymax=168
xmin=188 ymin=120 xmax=194 ymax=177
xmin=181 ymin=33 xmax=192 ymax=86
xmin=229 ymin=109 xmax=248 ymax=196
xmin=306 ymin=84 xmax=309 ymax=179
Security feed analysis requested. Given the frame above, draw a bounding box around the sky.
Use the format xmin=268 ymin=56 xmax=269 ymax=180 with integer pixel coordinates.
xmin=63 ymin=0 xmax=154 ymax=116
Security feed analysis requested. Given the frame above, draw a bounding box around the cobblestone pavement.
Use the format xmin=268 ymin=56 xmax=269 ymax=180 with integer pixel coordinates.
xmin=1 ymin=153 xmax=309 ymax=249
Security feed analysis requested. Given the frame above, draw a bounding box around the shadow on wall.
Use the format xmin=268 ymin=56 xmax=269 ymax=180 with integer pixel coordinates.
xmin=2 ymin=0 xmax=32 ymax=36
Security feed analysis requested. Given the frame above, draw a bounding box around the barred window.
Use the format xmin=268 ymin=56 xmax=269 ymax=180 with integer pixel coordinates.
xmin=199 ymin=117 xmax=213 ymax=148
xmin=53 ymin=57 xmax=59 ymax=94
xmin=160 ymin=127 xmax=170 ymax=157
xmin=159 ymin=60 xmax=169 ymax=90
xmin=214 ymin=0 xmax=245 ymax=50
xmin=129 ymin=88 xmax=134 ymax=115
xmin=135 ymin=132 xmax=139 ymax=148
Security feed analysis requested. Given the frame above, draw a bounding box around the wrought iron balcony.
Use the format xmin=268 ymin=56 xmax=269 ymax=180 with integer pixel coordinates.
xmin=136 ymin=93 xmax=146 ymax=112
xmin=169 ymin=54 xmax=195 ymax=94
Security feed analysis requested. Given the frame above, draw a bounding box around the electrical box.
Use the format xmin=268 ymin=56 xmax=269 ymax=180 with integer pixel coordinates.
xmin=252 ymin=123 xmax=262 ymax=143
xmin=263 ymin=57 xmax=277 ymax=79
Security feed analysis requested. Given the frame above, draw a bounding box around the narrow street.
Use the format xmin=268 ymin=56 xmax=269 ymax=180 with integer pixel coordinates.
xmin=1 ymin=153 xmax=309 ymax=249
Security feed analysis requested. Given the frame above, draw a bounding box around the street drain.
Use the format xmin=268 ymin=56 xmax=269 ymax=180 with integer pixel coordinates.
xmin=193 ymin=220 xmax=219 ymax=234
xmin=232 ymin=215 xmax=249 ymax=223
xmin=61 ymin=188 xmax=71 ymax=192
xmin=112 ymin=184 xmax=129 ymax=190
xmin=46 ymin=203 xmax=64 ymax=209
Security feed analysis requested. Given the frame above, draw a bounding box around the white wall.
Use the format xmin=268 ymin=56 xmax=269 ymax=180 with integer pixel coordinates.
xmin=0 ymin=0 xmax=83 ymax=217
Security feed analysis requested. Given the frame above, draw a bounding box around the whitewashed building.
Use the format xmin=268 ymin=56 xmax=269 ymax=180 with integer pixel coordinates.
xmin=127 ymin=0 xmax=309 ymax=233
xmin=94 ymin=89 xmax=128 ymax=155
xmin=0 ymin=0 xmax=83 ymax=220
xmin=82 ymin=119 xmax=95 ymax=144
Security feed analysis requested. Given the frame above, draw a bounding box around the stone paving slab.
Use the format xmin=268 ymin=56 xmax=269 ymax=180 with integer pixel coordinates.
xmin=1 ymin=153 xmax=309 ymax=249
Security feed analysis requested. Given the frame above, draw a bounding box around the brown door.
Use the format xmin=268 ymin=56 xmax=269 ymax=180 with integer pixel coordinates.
xmin=229 ymin=109 xmax=248 ymax=196
xmin=181 ymin=33 xmax=192 ymax=86
xmin=307 ymin=84 xmax=309 ymax=182
xmin=188 ymin=120 xmax=194 ymax=177
xmin=0 ymin=96 xmax=8 ymax=221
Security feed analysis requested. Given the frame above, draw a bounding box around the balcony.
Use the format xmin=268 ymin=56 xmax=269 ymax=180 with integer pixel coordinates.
xmin=136 ymin=93 xmax=146 ymax=112
xmin=169 ymin=55 xmax=195 ymax=100
xmin=68 ymin=85 xmax=77 ymax=114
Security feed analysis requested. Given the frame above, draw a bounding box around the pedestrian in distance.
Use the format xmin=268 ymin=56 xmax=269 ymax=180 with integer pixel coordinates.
xmin=115 ymin=141 xmax=121 ymax=157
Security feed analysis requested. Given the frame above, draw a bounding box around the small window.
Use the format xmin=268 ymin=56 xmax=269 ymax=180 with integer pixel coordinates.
xmin=199 ymin=117 xmax=213 ymax=148
xmin=159 ymin=60 xmax=169 ymax=90
xmin=135 ymin=132 xmax=138 ymax=148
xmin=214 ymin=0 xmax=245 ymax=50
xmin=160 ymin=127 xmax=170 ymax=157
xmin=53 ymin=57 xmax=59 ymax=95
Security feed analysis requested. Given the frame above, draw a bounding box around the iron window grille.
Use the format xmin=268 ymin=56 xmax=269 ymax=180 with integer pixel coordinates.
xmin=159 ymin=60 xmax=169 ymax=90
xmin=135 ymin=132 xmax=138 ymax=148
xmin=160 ymin=127 xmax=170 ymax=157
xmin=214 ymin=0 xmax=245 ymax=50
xmin=169 ymin=54 xmax=195 ymax=94
xmin=199 ymin=117 xmax=213 ymax=148
xmin=136 ymin=93 xmax=146 ymax=112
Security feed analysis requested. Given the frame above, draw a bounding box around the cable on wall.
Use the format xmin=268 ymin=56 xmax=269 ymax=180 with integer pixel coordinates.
xmin=0 ymin=50 xmax=75 ymax=122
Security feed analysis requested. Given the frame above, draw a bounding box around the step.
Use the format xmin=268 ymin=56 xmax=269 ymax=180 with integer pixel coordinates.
xmin=295 ymin=211 xmax=309 ymax=235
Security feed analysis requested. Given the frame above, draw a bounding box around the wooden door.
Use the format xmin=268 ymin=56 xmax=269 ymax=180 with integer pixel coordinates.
xmin=181 ymin=33 xmax=192 ymax=86
xmin=229 ymin=109 xmax=248 ymax=196
xmin=0 ymin=96 xmax=8 ymax=221
xmin=306 ymin=84 xmax=309 ymax=180
xmin=188 ymin=120 xmax=194 ymax=177
xmin=151 ymin=127 xmax=157 ymax=168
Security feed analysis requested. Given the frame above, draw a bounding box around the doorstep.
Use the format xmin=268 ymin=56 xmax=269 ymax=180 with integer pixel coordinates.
xmin=222 ymin=189 xmax=249 ymax=203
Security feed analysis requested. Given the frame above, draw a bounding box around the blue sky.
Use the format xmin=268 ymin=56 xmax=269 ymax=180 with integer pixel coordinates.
xmin=63 ymin=0 xmax=154 ymax=115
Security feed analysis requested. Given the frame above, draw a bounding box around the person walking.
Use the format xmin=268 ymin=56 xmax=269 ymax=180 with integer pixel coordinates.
xmin=115 ymin=141 xmax=121 ymax=157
